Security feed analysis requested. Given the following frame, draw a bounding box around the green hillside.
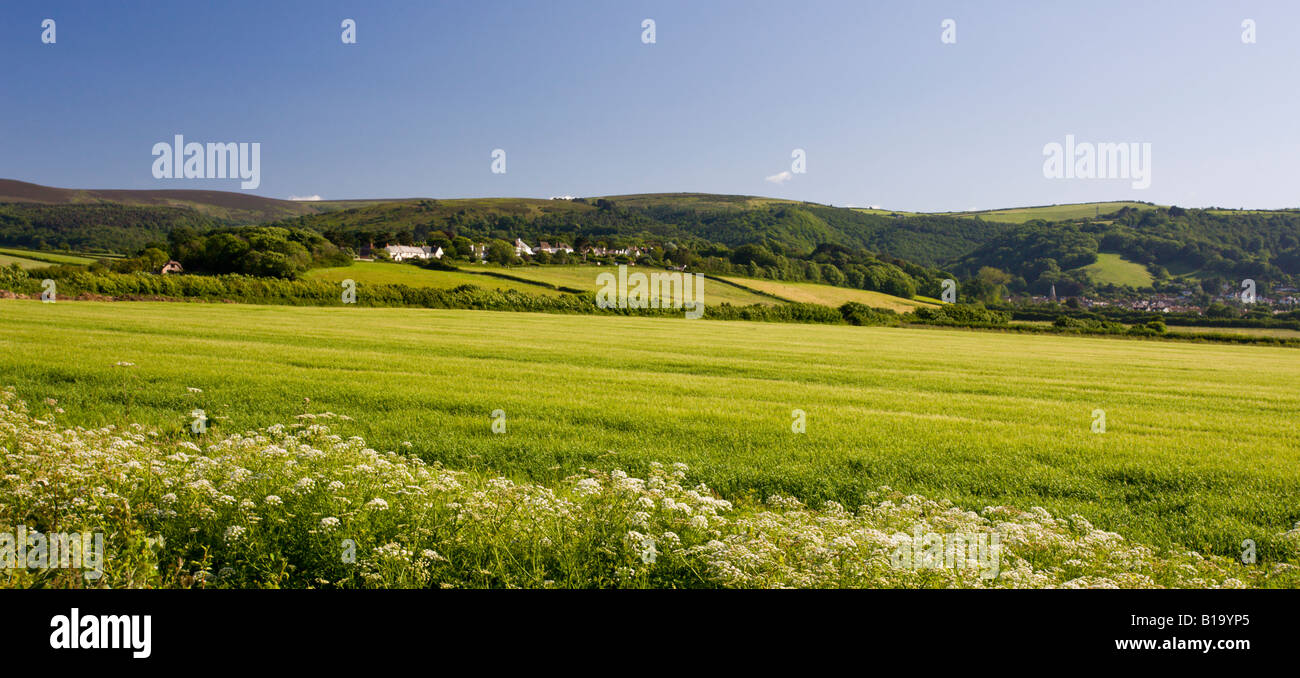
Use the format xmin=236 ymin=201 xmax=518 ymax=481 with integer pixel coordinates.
xmin=1074 ymin=252 xmax=1154 ymax=288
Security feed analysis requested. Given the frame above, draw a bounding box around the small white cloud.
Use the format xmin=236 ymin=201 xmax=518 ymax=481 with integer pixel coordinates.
xmin=765 ymin=171 xmax=793 ymax=185
xmin=288 ymin=194 xmax=322 ymax=201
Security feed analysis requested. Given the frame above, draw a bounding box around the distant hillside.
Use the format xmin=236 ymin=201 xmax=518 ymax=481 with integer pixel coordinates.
xmin=0 ymin=179 xmax=345 ymax=224
xmin=270 ymin=194 xmax=1003 ymax=268
xmin=952 ymin=205 xmax=1300 ymax=295
xmin=0 ymin=202 xmax=222 ymax=254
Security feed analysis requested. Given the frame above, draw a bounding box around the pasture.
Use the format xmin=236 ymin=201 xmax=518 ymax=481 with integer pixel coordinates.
xmin=494 ymin=265 xmax=779 ymax=307
xmin=0 ymin=253 xmax=50 ymax=270
xmin=0 ymin=299 xmax=1297 ymax=564
xmin=0 ymin=248 xmax=104 ymax=270
xmin=303 ymin=261 xmax=569 ymax=296
xmin=717 ymin=276 xmax=938 ymax=312
xmin=1075 ymin=252 xmax=1155 ymax=288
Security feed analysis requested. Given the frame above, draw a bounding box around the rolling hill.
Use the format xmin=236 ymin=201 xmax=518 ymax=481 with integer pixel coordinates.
xmin=6 ymin=179 xmax=1300 ymax=298
xmin=0 ymin=179 xmax=341 ymax=223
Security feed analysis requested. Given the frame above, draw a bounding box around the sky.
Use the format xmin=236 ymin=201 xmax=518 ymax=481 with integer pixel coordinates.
xmin=2 ymin=0 xmax=1299 ymax=211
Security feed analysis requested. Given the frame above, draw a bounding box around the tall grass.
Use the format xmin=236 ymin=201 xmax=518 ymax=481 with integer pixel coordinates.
xmin=3 ymin=390 xmax=1293 ymax=588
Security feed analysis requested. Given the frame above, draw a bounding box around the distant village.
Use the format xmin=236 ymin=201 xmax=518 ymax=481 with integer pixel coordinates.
xmin=343 ymin=239 xmax=1300 ymax=317
xmin=1019 ymin=284 xmax=1300 ymax=313
xmin=355 ymin=239 xmax=650 ymax=263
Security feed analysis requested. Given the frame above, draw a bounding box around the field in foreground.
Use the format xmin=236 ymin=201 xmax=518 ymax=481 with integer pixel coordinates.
xmin=2 ymin=298 xmax=1300 ymax=555
xmin=0 ymin=300 xmax=1297 ymax=585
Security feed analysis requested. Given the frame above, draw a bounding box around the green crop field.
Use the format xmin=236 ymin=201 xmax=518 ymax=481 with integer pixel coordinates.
xmin=2 ymin=298 xmax=1297 ymax=578
xmin=1074 ymin=252 xmax=1155 ymax=288
xmin=717 ymin=276 xmax=938 ymax=312
xmin=946 ymin=202 xmax=1157 ymax=223
xmin=500 ymin=265 xmax=778 ymax=307
xmin=0 ymin=248 xmax=100 ymax=266
xmin=851 ymin=201 xmax=1158 ymax=223
xmin=303 ymin=261 xmax=570 ymax=296
xmin=0 ymin=253 xmax=52 ymax=270
xmin=0 ymin=248 xmax=105 ymax=271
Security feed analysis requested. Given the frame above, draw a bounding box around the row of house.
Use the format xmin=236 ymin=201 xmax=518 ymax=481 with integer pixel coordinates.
xmin=495 ymin=239 xmax=643 ymax=260
xmin=512 ymin=239 xmax=576 ymax=257
xmin=358 ymin=239 xmax=648 ymax=262
xmin=358 ymin=244 xmax=445 ymax=261
xmin=580 ymin=244 xmax=645 ymax=258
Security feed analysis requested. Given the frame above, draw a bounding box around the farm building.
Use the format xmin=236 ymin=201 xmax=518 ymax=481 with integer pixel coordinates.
xmin=384 ymin=245 xmax=432 ymax=262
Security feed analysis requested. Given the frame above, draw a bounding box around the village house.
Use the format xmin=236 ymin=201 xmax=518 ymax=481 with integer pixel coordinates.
xmin=383 ymin=244 xmax=433 ymax=262
xmin=580 ymin=244 xmax=645 ymax=258
xmin=536 ymin=241 xmax=575 ymax=255
xmin=514 ymin=238 xmax=534 ymax=257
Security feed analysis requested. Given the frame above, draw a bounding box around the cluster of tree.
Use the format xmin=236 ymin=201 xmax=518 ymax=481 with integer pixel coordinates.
xmin=950 ymin=224 xmax=1099 ymax=295
xmin=713 ymin=241 xmax=930 ymax=298
xmin=90 ymin=226 xmax=350 ymax=279
xmin=1052 ymin=314 xmax=1165 ymax=334
xmin=910 ymin=303 xmax=1011 ymax=326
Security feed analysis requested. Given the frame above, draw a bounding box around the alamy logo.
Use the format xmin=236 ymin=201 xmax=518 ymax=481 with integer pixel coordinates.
xmin=891 ymin=529 xmax=1001 ymax=579
xmin=1 ymin=527 xmax=104 ymax=580
xmin=50 ymin=608 xmax=152 ymax=659
xmin=152 ymin=134 xmax=261 ymax=189
xmin=1042 ymin=134 xmax=1151 ymax=189
xmin=596 ymin=264 xmax=704 ymax=319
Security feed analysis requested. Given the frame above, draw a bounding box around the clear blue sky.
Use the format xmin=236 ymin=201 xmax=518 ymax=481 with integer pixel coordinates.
xmin=3 ymin=0 xmax=1298 ymax=211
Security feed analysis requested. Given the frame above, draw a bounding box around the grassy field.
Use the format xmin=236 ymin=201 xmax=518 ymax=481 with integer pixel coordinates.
xmin=501 ymin=265 xmax=778 ymax=307
xmin=0 ymin=253 xmax=52 ymax=270
xmin=1168 ymin=325 xmax=1300 ymax=339
xmin=0 ymin=247 xmax=100 ymax=265
xmin=304 ymin=262 xmax=779 ymax=307
xmin=1074 ymin=252 xmax=1155 ymax=288
xmin=1 ymin=299 xmax=1297 ymax=567
xmin=303 ymin=261 xmax=570 ymax=296
xmin=717 ymin=276 xmax=938 ymax=312
xmin=0 ymin=248 xmax=104 ymax=271
xmin=853 ymin=201 xmax=1158 ymax=223
xmin=947 ymin=202 xmax=1154 ymax=223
